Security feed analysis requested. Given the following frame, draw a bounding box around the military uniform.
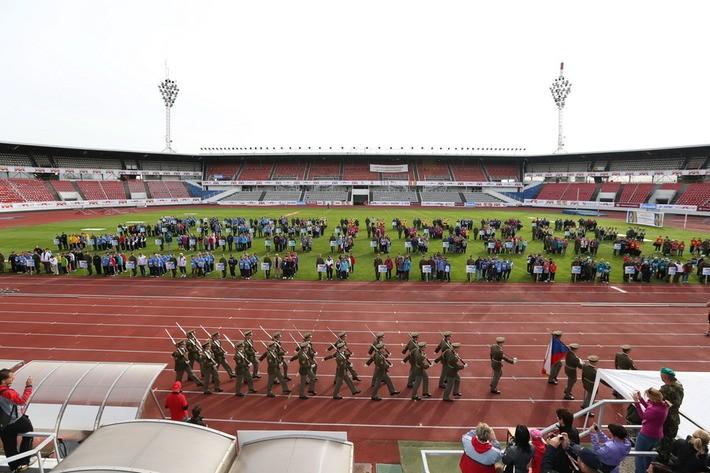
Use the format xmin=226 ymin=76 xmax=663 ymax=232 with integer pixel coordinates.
xmin=657 ymin=372 xmax=684 ymax=462
xmin=327 ymin=347 xmax=360 ymax=399
xmin=263 ymin=345 xmax=290 ymax=397
xmin=243 ymin=331 xmax=260 ymax=378
xmin=489 ymin=337 xmax=515 ymax=394
xmin=614 ymin=345 xmax=637 ymax=370
xmin=297 ymin=332 xmax=318 ymax=382
xmin=186 ymin=330 xmax=202 ymax=375
xmin=443 ymin=343 xmax=466 ymax=401
xmin=211 ymin=332 xmax=235 ymax=378
xmin=327 ymin=332 xmax=360 ymax=381
xmin=435 ymin=332 xmax=453 ymax=389
xmin=563 ymin=343 xmax=583 ymax=400
xmin=172 ymin=341 xmax=203 ymax=386
xmin=233 ymin=342 xmax=255 ymax=396
xmin=370 ymin=346 xmax=398 ymax=400
xmin=402 ymin=333 xmax=420 ymax=388
xmin=411 ymin=342 xmax=431 ymax=400
xmin=547 ymin=330 xmax=564 ymax=384
xmin=200 ymin=342 xmax=222 ymax=394
xmin=269 ymin=332 xmax=291 ymax=381
xmin=292 ymin=343 xmax=316 ymax=399
xmin=581 ymin=355 xmax=599 ymax=411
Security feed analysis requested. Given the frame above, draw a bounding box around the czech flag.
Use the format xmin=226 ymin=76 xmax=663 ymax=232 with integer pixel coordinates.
xmin=542 ymin=336 xmax=569 ymax=374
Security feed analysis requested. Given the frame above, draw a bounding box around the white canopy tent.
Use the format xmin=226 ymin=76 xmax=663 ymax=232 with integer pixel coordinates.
xmin=591 ymin=369 xmax=709 ymax=438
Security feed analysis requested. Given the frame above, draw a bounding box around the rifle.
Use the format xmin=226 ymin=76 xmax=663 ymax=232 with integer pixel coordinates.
xmin=292 ymin=324 xmax=304 ymax=339
xmin=176 ymin=322 xmax=204 ymax=354
xmin=165 ymin=329 xmax=177 ymax=345
xmin=223 ymin=334 xmax=236 ymax=349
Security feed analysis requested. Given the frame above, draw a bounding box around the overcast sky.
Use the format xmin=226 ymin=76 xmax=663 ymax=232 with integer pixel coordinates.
xmin=1 ymin=0 xmax=709 ymax=156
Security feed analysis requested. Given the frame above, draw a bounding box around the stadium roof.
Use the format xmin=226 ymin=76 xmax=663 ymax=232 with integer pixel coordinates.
xmin=11 ymin=360 xmax=165 ymax=442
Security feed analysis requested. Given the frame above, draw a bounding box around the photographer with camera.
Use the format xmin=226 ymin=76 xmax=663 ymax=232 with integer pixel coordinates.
xmin=542 ymin=432 xmax=603 ymax=473
xmin=589 ymin=423 xmax=632 ymax=473
xmin=0 ymin=369 xmax=34 ymax=472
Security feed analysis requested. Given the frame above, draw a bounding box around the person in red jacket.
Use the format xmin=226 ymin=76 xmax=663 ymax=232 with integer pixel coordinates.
xmin=164 ymin=381 xmax=189 ymax=421
xmin=0 ymin=369 xmax=33 ymax=472
xmin=459 ymin=423 xmax=502 ymax=473
xmin=529 ymin=429 xmax=546 ymax=473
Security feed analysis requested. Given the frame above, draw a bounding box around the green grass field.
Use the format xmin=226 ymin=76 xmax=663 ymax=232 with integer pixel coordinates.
xmin=0 ymin=206 xmax=705 ymax=284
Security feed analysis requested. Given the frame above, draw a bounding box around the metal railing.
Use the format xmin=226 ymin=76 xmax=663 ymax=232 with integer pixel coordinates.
xmin=0 ymin=432 xmax=58 ymax=473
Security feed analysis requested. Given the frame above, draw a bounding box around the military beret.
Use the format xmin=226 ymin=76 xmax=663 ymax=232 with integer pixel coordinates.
xmin=201 ymin=342 xmax=209 ymax=348
xmin=337 ymin=331 xmax=347 ymax=337
xmin=452 ymin=342 xmax=461 ymax=348
xmin=375 ymin=342 xmax=385 ymax=349
xmin=211 ymin=332 xmax=219 ymax=337
xmin=187 ymin=330 xmax=195 ymax=335
xmin=235 ymin=341 xmax=244 ymax=347
xmin=272 ymin=331 xmax=281 ymax=338
xmin=417 ymin=341 xmax=427 ymax=348
xmin=587 ymin=355 xmax=599 ymax=363
xmin=569 ymin=343 xmax=580 ymax=349
xmin=496 ymin=337 xmax=506 ymax=343
xmin=621 ymin=345 xmax=632 ymax=352
xmin=375 ymin=332 xmax=385 ymax=338
xmin=244 ymin=330 xmax=253 ymax=336
xmin=175 ymin=340 xmax=185 ymax=346
xmin=299 ymin=342 xmax=310 ymax=348
xmin=442 ymin=331 xmax=452 ymax=337
xmin=302 ymin=332 xmax=312 ymax=339
xmin=661 ymin=367 xmax=676 ymax=378
xmin=410 ymin=332 xmax=419 ymax=337
xmin=552 ymin=330 xmax=563 ymax=337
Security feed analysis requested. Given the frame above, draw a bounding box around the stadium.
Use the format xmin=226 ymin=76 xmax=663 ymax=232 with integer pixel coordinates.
xmin=0 ymin=5 xmax=709 ymax=473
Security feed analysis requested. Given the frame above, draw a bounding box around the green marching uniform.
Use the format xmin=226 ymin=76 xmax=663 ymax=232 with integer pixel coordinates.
xmin=435 ymin=332 xmax=453 ymax=389
xmin=563 ymin=343 xmax=582 ymax=400
xmin=369 ymin=344 xmax=398 ymax=400
xmin=292 ymin=343 xmax=316 ymax=399
xmin=411 ymin=342 xmax=432 ymax=400
xmin=200 ymin=342 xmax=222 ymax=394
xmin=489 ymin=337 xmax=515 ymax=394
xmin=402 ymin=333 xmax=420 ymax=388
xmin=243 ymin=331 xmax=260 ymax=378
xmin=581 ymin=355 xmax=599 ymax=410
xmin=262 ymin=345 xmax=290 ymax=397
xmin=186 ymin=330 xmax=202 ymax=375
xmin=443 ymin=343 xmax=466 ymax=401
xmin=210 ymin=332 xmax=235 ymax=378
xmin=299 ymin=332 xmax=318 ymax=382
xmin=327 ymin=332 xmax=360 ymax=382
xmin=615 ymin=345 xmax=637 ymax=370
xmin=326 ymin=347 xmax=360 ymax=399
xmin=233 ymin=341 xmax=255 ymax=396
xmin=657 ymin=373 xmax=684 ymax=462
xmin=172 ymin=340 xmax=203 ymax=386
xmin=547 ymin=330 xmax=564 ymax=384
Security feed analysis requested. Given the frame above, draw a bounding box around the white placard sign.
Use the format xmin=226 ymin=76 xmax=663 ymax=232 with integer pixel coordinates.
xmin=571 ymin=266 xmax=582 ymax=275
xmin=667 ymin=266 xmax=677 ymax=276
xmin=53 ymin=238 xmax=60 ymax=245
xmin=533 ymin=265 xmax=543 ymax=274
xmin=443 ymin=241 xmax=450 ymax=249
xmin=613 ymin=243 xmax=622 ymax=250
xmin=219 ymin=239 xmax=226 ymax=247
xmin=165 ymin=262 xmax=175 ymax=270
xmin=216 ymin=263 xmax=225 ymax=271
xmin=317 ymin=264 xmax=327 ymax=272
xmin=378 ymin=264 xmax=388 ymax=273
xmin=624 ymin=266 xmax=636 ymax=275
xmin=702 ymin=267 xmax=710 ymax=276
xmin=126 ymin=262 xmax=135 ymax=269
xmin=404 ymin=241 xmax=412 ymax=249
xmin=329 ymin=241 xmax=337 ymax=247
xmin=155 ymin=239 xmax=162 ymax=245
xmin=465 ymin=265 xmax=475 ymax=273
xmin=261 ymin=263 xmax=270 ymax=271
xmin=487 ymin=242 xmax=495 ymax=249
xmin=370 ymin=240 xmax=377 ymax=248
xmin=79 ymin=260 xmax=88 ymax=269
xmin=422 ymin=265 xmax=432 ymax=274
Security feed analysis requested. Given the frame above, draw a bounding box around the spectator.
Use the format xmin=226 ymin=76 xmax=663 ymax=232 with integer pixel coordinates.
xmin=164 ymin=381 xmax=188 ymax=421
xmin=530 ymin=429 xmax=546 ymax=473
xmin=542 ymin=433 xmax=602 ymax=473
xmin=590 ymin=423 xmax=632 ymax=473
xmin=555 ymin=408 xmax=580 ymax=445
xmin=0 ymin=369 xmax=34 ymax=472
xmin=186 ymin=405 xmax=206 ymax=427
xmin=459 ymin=422 xmax=502 ymax=473
xmin=502 ymin=425 xmax=533 ymax=473
xmin=633 ymin=388 xmax=669 ymax=473
xmin=668 ymin=429 xmax=709 ymax=473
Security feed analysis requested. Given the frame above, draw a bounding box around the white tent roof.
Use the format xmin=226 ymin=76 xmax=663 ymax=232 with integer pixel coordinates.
xmin=593 ymin=369 xmax=709 ymax=439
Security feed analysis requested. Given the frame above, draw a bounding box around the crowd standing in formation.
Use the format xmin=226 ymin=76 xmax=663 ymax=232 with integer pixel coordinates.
xmin=1 ymin=214 xmax=709 ymax=284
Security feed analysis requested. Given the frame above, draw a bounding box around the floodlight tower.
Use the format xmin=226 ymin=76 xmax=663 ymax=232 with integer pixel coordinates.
xmin=158 ymin=71 xmax=179 ymax=153
xmin=550 ymin=62 xmax=572 ymax=153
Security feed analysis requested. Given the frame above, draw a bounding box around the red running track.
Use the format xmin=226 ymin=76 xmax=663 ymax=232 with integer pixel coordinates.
xmin=0 ymin=276 xmax=707 ymax=465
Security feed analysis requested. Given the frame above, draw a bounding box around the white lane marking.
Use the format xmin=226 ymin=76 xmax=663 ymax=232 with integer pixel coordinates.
xmin=609 ymin=286 xmax=628 ymax=294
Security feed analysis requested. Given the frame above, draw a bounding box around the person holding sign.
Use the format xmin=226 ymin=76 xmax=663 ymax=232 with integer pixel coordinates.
xmin=373 ymin=254 xmax=383 ymax=281
xmin=489 ymin=337 xmax=517 ymax=394
xmin=316 ymin=255 xmax=325 ymax=281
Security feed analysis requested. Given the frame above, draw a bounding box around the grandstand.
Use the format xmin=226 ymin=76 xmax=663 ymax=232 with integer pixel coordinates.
xmin=420 ymin=190 xmax=462 ymax=203
xmin=303 ymin=189 xmax=349 ymax=203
